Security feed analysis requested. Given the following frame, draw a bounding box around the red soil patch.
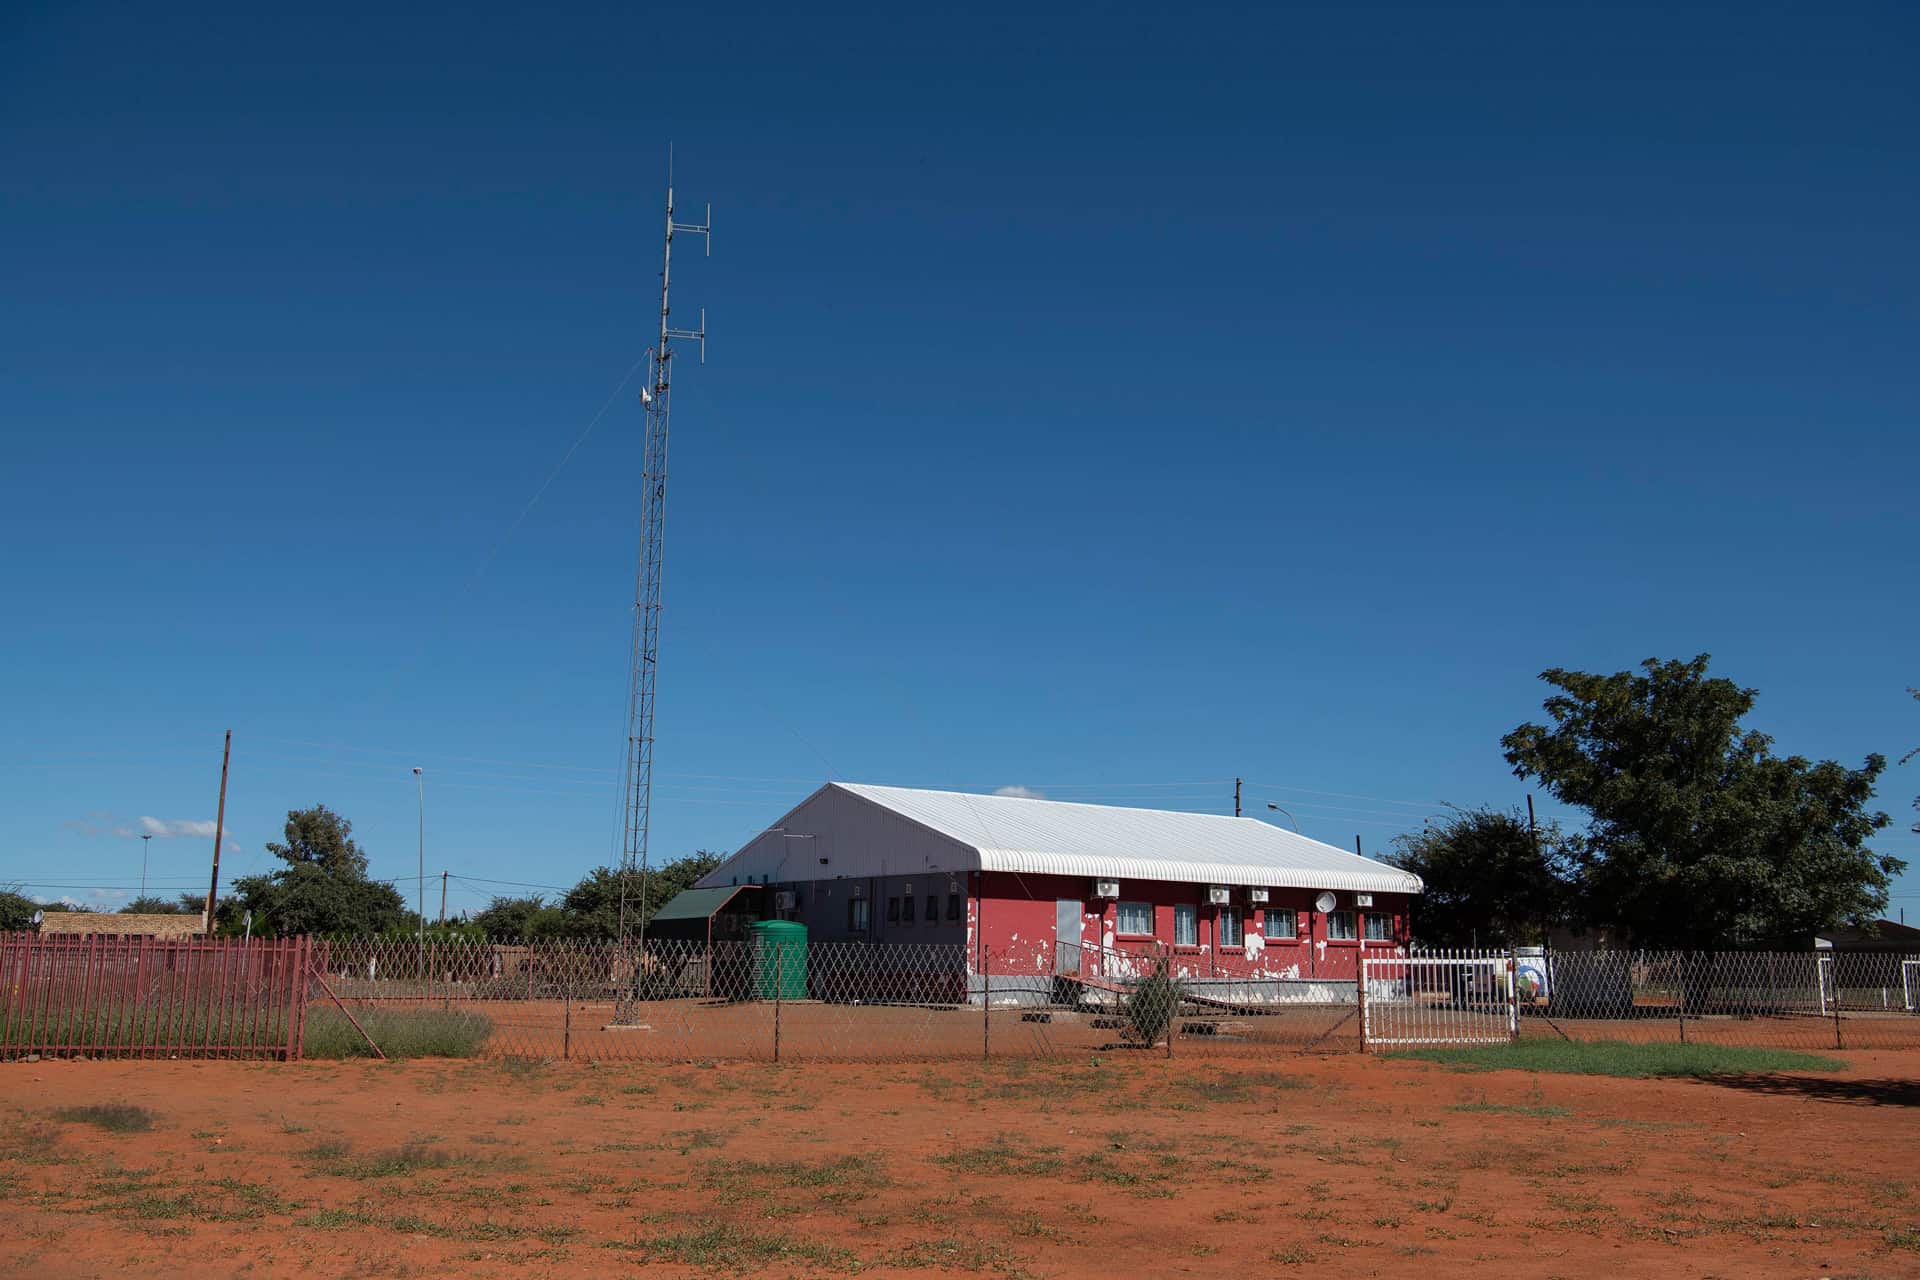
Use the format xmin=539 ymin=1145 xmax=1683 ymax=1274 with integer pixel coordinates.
xmin=3 ymin=1052 xmax=1917 ymax=1278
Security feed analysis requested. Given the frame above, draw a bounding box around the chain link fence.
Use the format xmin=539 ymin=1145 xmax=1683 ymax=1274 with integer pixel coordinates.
xmin=304 ymin=935 xmax=1357 ymax=1061
xmin=16 ymin=933 xmax=1909 ymax=1062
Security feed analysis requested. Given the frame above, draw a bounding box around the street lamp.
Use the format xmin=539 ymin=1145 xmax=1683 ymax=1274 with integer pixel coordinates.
xmin=140 ymin=833 xmax=152 ymax=901
xmin=1265 ymin=802 xmax=1301 ymax=832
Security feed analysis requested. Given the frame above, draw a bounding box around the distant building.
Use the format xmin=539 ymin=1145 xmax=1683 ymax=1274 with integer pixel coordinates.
xmin=688 ymin=782 xmax=1422 ymax=1004
xmin=36 ymin=911 xmax=205 ymax=939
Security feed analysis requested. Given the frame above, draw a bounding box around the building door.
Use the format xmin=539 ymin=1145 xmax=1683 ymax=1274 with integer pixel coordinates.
xmin=1054 ymin=899 xmax=1082 ymax=977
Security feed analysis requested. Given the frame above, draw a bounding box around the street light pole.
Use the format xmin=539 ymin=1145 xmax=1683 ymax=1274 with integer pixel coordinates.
xmin=412 ymin=768 xmax=425 ymax=958
xmin=1265 ymin=802 xmax=1302 ymax=832
xmin=140 ymin=834 xmax=152 ymax=901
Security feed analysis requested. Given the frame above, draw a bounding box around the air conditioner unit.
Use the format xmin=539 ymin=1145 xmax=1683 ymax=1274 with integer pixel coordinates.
xmin=1354 ymin=893 xmax=1374 ymax=908
xmin=773 ymin=890 xmax=796 ymax=910
xmin=1206 ymin=885 xmax=1231 ymax=905
xmin=1091 ymin=879 xmax=1120 ymax=899
xmin=1247 ymin=888 xmax=1270 ymax=904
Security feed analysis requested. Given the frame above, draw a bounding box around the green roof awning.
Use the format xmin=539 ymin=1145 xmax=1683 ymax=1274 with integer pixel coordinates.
xmin=652 ymin=884 xmax=758 ymax=923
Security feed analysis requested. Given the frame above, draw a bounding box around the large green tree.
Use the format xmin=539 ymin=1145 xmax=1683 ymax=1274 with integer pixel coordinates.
xmin=226 ymin=806 xmax=410 ymax=936
xmin=1385 ymin=806 xmax=1577 ymax=947
xmin=120 ymin=896 xmax=190 ymax=915
xmin=551 ymin=851 xmax=727 ymax=938
xmin=470 ymin=895 xmax=570 ymax=939
xmin=1503 ymin=655 xmax=1900 ymax=948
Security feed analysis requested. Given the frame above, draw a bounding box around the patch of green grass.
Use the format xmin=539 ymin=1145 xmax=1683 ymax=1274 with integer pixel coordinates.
xmin=1448 ymin=1100 xmax=1572 ymax=1118
xmin=930 ymin=1139 xmax=1064 ymax=1178
xmin=701 ymin=1153 xmax=891 ymax=1203
xmin=1168 ymin=1071 xmax=1313 ymax=1103
xmin=886 ymin=1236 xmax=1030 ymax=1275
xmin=300 ymin=1141 xmax=509 ymax=1180
xmin=303 ymin=1007 xmax=490 ymax=1059
xmin=620 ymin=1222 xmax=858 ymax=1270
xmin=1385 ymin=1040 xmax=1845 ymax=1078
xmin=52 ymin=1104 xmax=156 ymax=1134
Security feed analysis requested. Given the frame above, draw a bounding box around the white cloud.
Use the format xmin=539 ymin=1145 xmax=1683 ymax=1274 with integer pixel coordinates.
xmin=993 ymin=785 xmax=1046 ymax=800
xmin=133 ymin=816 xmax=231 ymax=840
xmin=66 ymin=813 xmax=234 ymax=840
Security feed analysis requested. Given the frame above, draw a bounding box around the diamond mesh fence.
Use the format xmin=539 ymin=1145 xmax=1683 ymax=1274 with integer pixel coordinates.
xmin=289 ymin=938 xmax=1920 ymax=1061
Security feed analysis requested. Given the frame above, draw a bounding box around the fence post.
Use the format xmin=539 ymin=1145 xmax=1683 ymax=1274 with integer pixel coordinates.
xmin=1163 ymin=941 xmax=1173 ymax=1060
xmin=1675 ymin=954 xmax=1687 ymax=1044
xmin=773 ymin=943 xmax=783 ymax=1064
xmin=1357 ymin=952 xmax=1369 ymax=1054
xmin=1830 ymin=953 xmax=1844 ymax=1050
xmin=1507 ymin=950 xmax=1520 ymax=1043
xmin=981 ymin=948 xmax=990 ymax=1060
xmin=564 ymin=972 xmax=572 ymax=1061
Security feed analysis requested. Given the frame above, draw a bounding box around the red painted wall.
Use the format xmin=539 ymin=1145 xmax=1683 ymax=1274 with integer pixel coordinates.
xmin=972 ymin=870 xmax=1409 ymax=982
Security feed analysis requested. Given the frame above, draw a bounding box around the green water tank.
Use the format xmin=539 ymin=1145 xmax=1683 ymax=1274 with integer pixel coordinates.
xmin=747 ymin=919 xmax=808 ymax=1000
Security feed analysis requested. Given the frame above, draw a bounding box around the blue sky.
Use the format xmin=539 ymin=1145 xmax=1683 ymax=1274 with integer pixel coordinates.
xmin=3 ymin=1 xmax=1916 ymax=923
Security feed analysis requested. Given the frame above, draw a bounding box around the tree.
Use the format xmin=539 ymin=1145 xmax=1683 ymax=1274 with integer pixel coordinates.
xmin=1 ymin=888 xmax=41 ymax=930
xmin=471 ymin=895 xmax=570 ymax=939
xmin=120 ymin=896 xmax=188 ymax=915
xmin=225 ymin=806 xmax=410 ymax=936
xmin=1385 ymin=806 xmax=1578 ymax=946
xmin=264 ymin=804 xmax=369 ymax=878
xmin=1503 ymin=655 xmax=1901 ymax=949
xmin=553 ymin=851 xmax=728 ymax=939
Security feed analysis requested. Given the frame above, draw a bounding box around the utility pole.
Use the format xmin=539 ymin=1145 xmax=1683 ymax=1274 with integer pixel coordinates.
xmin=412 ymin=768 xmax=425 ymax=954
xmin=140 ymin=834 xmax=151 ymax=901
xmin=1354 ymin=834 xmax=1363 ymax=857
xmin=438 ymin=869 xmax=448 ymax=926
xmin=616 ymin=153 xmax=710 ymax=979
xmin=203 ymin=730 xmax=230 ymax=937
xmin=1233 ymin=777 xmax=1241 ymax=818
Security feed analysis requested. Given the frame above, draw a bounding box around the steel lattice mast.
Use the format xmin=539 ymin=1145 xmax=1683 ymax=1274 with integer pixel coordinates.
xmin=618 ymin=172 xmax=708 ymax=958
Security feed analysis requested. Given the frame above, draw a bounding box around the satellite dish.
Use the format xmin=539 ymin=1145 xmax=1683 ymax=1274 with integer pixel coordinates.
xmin=1313 ymin=892 xmax=1337 ymax=914
xmin=30 ymin=910 xmax=44 ymax=926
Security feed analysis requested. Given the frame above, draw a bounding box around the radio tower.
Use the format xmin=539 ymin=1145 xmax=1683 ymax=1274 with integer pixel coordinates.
xmin=617 ymin=161 xmax=709 ymax=975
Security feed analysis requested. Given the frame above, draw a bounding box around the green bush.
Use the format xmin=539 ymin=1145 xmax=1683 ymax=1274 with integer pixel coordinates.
xmin=1125 ymin=956 xmax=1180 ymax=1046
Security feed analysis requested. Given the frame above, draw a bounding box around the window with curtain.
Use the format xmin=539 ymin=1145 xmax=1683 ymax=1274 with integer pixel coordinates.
xmin=1327 ymin=910 xmax=1357 ymax=941
xmin=1364 ymin=912 xmax=1393 ymax=941
xmin=1116 ymin=901 xmax=1153 ymax=936
xmin=1173 ymin=904 xmax=1197 ymax=947
xmin=1218 ymin=907 xmax=1243 ymax=948
xmin=1264 ymin=908 xmax=1293 ymax=940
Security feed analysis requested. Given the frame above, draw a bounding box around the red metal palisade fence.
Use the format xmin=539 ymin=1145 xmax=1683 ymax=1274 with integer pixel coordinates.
xmin=0 ymin=933 xmax=310 ymax=1061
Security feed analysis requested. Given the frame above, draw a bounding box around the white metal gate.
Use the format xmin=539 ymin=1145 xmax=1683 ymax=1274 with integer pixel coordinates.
xmin=1361 ymin=952 xmax=1517 ymax=1049
xmin=1903 ymin=960 xmax=1920 ymax=1014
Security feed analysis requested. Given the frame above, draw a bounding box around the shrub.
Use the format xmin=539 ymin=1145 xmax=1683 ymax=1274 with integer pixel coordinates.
xmin=1126 ymin=956 xmax=1180 ymax=1046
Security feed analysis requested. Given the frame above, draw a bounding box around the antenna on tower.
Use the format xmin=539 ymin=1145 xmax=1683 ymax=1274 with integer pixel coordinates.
xmin=615 ymin=154 xmax=710 ymax=1013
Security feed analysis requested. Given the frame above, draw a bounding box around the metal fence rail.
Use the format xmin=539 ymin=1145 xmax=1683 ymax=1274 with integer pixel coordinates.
xmin=0 ymin=933 xmax=310 ymax=1060
xmin=1359 ymin=947 xmax=1920 ymax=1054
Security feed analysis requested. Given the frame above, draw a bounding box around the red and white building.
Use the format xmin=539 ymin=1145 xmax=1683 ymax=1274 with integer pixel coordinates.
xmin=697 ymin=783 xmax=1422 ymax=1004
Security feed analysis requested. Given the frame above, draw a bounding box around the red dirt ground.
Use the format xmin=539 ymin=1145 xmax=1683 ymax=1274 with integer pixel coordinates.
xmin=3 ymin=1052 xmax=1917 ymax=1279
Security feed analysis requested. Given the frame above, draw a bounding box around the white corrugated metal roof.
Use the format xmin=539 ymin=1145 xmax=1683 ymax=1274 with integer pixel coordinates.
xmin=834 ymin=783 xmax=1422 ymax=894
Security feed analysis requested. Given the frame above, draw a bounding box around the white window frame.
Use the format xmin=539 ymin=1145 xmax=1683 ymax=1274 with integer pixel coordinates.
xmin=1173 ymin=903 xmax=1198 ymax=947
xmin=848 ymin=898 xmax=871 ymax=932
xmin=1116 ymin=901 xmax=1153 ymax=937
xmin=1218 ymin=906 xmax=1243 ymax=948
xmin=1363 ymin=911 xmax=1393 ymax=941
xmin=1327 ymin=910 xmax=1358 ymax=941
xmin=1263 ymin=907 xmax=1294 ymax=940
